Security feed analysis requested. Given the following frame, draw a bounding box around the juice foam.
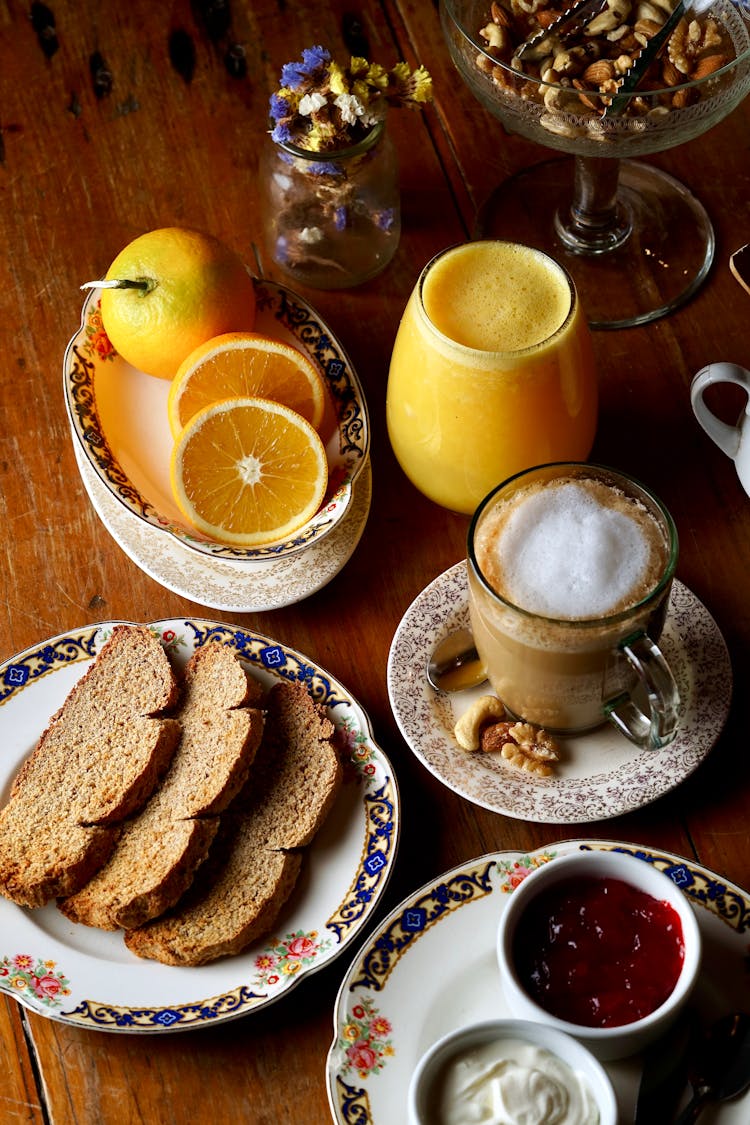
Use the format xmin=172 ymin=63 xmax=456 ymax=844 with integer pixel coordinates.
xmin=422 ymin=242 xmax=571 ymax=353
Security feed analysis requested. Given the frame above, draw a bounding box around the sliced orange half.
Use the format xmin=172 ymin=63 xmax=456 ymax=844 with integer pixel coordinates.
xmin=167 ymin=331 xmax=327 ymax=439
xmin=170 ymin=396 xmax=328 ymax=546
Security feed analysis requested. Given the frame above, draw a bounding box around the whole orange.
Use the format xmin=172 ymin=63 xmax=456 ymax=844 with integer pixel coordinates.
xmin=99 ymin=228 xmax=257 ymax=381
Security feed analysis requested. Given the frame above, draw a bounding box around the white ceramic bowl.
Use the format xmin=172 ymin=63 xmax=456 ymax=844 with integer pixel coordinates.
xmin=496 ymin=849 xmax=702 ymax=1060
xmin=63 ymin=276 xmax=369 ymax=563
xmin=408 ymin=1017 xmax=617 ymax=1124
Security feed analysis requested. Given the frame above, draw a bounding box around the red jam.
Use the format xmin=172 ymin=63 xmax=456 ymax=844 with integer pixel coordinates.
xmin=513 ymin=875 xmax=685 ymax=1028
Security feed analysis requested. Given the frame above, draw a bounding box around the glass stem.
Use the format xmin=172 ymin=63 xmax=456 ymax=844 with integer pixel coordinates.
xmin=554 ymin=156 xmax=632 ymax=255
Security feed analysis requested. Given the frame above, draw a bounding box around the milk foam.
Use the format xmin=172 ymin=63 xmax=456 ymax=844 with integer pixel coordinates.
xmin=480 ymin=479 xmax=665 ymax=619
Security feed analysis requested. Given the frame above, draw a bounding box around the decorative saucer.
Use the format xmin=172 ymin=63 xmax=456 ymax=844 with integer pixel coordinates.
xmin=387 ymin=562 xmax=731 ymax=823
xmin=74 ymin=441 xmax=371 ymax=612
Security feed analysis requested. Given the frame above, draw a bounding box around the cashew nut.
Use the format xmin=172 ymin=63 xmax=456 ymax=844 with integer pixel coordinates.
xmin=453 ymin=695 xmax=507 ymax=751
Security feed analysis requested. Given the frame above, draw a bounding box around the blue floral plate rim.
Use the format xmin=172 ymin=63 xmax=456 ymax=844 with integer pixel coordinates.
xmin=0 ymin=618 xmax=398 ymax=1033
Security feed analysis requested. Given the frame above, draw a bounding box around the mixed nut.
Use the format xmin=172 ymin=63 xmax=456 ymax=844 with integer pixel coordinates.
xmin=453 ymin=694 xmax=561 ymax=776
xmin=476 ymin=0 xmax=734 ymax=130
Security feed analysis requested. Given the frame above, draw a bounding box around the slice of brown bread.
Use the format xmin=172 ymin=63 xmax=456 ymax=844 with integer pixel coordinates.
xmin=0 ymin=625 xmax=180 ymax=908
xmin=60 ymin=643 xmax=264 ymax=931
xmin=124 ymin=680 xmax=342 ymax=965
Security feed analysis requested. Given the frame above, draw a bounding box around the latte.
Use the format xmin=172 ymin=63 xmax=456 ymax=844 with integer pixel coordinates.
xmin=468 ymin=467 xmax=678 ymax=735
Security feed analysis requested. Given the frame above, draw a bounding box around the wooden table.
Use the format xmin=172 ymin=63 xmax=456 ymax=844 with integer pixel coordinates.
xmin=2 ymin=1 xmax=749 ymax=1121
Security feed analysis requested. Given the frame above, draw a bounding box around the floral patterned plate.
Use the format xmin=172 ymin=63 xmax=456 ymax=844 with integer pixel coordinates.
xmin=73 ymin=442 xmax=372 ymax=612
xmin=387 ymin=562 xmax=731 ymax=823
xmin=326 ymin=839 xmax=750 ymax=1123
xmin=63 ymin=277 xmax=369 ymax=562
xmin=0 ymin=619 xmax=398 ymax=1032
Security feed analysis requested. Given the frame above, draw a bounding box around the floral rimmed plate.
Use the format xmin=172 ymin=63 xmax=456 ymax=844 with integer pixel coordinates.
xmin=0 ymin=619 xmax=398 ymax=1033
xmin=63 ymin=277 xmax=370 ymax=562
xmin=74 ymin=442 xmax=372 ymax=611
xmin=387 ymin=562 xmax=732 ymax=823
xmin=326 ymin=839 xmax=750 ymax=1123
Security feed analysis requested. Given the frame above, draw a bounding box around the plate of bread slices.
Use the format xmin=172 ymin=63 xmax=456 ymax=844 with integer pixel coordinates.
xmin=0 ymin=620 xmax=398 ymax=1032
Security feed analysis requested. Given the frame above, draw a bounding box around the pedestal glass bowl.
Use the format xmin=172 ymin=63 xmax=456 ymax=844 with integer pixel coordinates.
xmin=441 ymin=0 xmax=750 ymax=328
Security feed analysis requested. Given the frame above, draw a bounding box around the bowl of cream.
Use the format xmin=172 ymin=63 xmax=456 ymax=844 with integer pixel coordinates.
xmin=408 ymin=1017 xmax=616 ymax=1125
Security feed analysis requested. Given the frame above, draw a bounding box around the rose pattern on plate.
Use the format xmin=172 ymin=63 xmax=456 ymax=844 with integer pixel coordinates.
xmin=337 ymin=998 xmax=394 ymax=1079
xmin=335 ymin=715 xmax=378 ymax=778
xmin=497 ymin=851 xmax=556 ymax=891
xmin=0 ymin=954 xmax=71 ymax=1008
xmin=81 ymin=299 xmax=116 ymax=363
xmin=253 ymin=929 xmax=333 ymax=988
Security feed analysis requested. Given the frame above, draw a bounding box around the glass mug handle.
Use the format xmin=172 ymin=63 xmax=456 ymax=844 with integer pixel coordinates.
xmin=604 ymin=632 xmax=680 ymax=750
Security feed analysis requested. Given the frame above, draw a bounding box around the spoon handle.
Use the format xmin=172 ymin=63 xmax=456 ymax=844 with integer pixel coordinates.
xmin=674 ymin=1087 xmax=711 ymax=1124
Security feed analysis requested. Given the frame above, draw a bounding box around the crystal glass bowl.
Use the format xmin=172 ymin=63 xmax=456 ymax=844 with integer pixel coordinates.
xmin=441 ymin=0 xmax=750 ymax=327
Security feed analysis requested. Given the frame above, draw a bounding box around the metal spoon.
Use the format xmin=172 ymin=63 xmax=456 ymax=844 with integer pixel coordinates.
xmin=675 ymin=1011 xmax=750 ymax=1123
xmin=426 ymin=628 xmax=487 ymax=693
xmin=730 ymin=244 xmax=750 ymax=297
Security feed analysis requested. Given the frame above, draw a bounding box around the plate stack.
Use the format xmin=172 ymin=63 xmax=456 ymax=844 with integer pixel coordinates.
xmin=63 ymin=279 xmax=371 ymax=611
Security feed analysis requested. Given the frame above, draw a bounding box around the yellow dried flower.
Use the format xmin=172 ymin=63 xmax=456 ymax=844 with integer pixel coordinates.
xmin=327 ymin=60 xmax=348 ymax=97
xmin=364 ymin=61 xmax=389 ymax=90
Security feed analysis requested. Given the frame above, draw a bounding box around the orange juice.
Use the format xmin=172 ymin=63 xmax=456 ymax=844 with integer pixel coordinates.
xmin=386 ymin=241 xmax=597 ymax=514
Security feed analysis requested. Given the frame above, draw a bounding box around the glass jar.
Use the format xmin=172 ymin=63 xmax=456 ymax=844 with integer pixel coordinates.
xmin=260 ymin=120 xmax=400 ymax=289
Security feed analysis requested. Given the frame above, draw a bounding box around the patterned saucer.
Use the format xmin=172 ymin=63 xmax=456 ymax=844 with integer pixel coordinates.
xmin=74 ymin=441 xmax=371 ymax=612
xmin=388 ymin=562 xmax=731 ymax=822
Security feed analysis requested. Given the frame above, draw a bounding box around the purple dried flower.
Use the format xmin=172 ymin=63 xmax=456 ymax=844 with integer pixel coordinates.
xmin=301 ymin=45 xmax=331 ymax=72
xmin=280 ymin=45 xmax=331 ymax=89
xmin=269 ymin=93 xmax=290 ymax=122
xmin=271 ymin=121 xmax=294 ymax=144
xmin=375 ymin=208 xmax=396 ymax=232
xmin=280 ymin=61 xmax=306 ymax=89
xmin=334 ymin=206 xmax=348 ymax=231
xmin=307 ymin=160 xmax=344 ymax=176
xmin=274 ymin=236 xmax=289 ymax=264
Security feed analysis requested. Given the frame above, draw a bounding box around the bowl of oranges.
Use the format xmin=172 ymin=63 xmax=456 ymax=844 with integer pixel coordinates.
xmin=64 ymin=228 xmax=369 ymax=563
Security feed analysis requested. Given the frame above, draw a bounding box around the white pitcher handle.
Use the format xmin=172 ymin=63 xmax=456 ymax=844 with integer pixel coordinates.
xmin=690 ymin=362 xmax=750 ymax=460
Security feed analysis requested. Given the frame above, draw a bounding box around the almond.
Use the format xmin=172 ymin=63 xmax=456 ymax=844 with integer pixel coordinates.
xmin=582 ymin=58 xmax=617 ymax=85
xmin=491 ymin=1 xmax=514 ymax=28
xmin=692 ymin=52 xmax=729 ymax=79
xmin=661 ymin=58 xmax=683 ymax=86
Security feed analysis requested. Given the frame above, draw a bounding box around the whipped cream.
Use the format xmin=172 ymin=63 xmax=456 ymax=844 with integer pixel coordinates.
xmin=431 ymin=1037 xmax=599 ymax=1125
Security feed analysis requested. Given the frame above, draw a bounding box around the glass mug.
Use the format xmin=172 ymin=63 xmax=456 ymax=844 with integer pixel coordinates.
xmin=467 ymin=463 xmax=680 ymax=750
xmin=386 ymin=240 xmax=597 ymax=515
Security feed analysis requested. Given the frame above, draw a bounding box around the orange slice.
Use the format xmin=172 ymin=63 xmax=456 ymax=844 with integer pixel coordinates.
xmin=170 ymin=396 xmax=328 ymax=546
xmin=167 ymin=331 xmax=327 ymax=439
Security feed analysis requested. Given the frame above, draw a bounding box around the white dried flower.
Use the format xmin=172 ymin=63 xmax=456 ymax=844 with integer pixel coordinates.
xmin=298 ymin=91 xmax=328 ymax=116
xmin=299 ymin=226 xmax=324 ymax=243
xmin=333 ymin=92 xmax=366 ymax=124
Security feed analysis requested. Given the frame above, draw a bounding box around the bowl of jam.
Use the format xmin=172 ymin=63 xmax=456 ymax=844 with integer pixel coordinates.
xmin=408 ymin=1017 xmax=617 ymax=1125
xmin=496 ymin=848 xmax=702 ymax=1060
